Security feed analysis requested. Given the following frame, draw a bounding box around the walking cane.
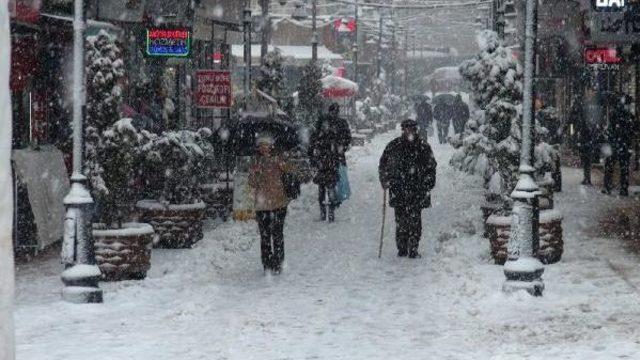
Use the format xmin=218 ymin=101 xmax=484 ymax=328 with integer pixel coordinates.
xmin=378 ymin=189 xmax=387 ymax=259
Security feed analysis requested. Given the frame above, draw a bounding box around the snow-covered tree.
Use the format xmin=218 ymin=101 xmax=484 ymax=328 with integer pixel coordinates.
xmin=296 ymin=61 xmax=324 ymax=128
xmin=140 ymin=128 xmax=214 ymax=205
xmin=256 ymin=50 xmax=291 ymax=110
xmin=98 ymin=119 xmax=141 ymax=228
xmin=451 ymin=31 xmax=557 ymax=209
xmin=84 ymin=30 xmax=125 ymax=200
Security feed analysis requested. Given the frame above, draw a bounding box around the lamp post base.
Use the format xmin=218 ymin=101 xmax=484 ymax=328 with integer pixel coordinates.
xmin=61 ymin=264 xmax=103 ymax=304
xmin=503 ymin=257 xmax=544 ymax=296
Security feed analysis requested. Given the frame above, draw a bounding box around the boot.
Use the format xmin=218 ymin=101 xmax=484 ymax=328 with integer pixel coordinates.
xmin=319 ymin=204 xmax=327 ymax=221
xmin=328 ymin=205 xmax=336 ymax=222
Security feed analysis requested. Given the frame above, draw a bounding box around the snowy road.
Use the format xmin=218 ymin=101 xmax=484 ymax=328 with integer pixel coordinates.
xmin=15 ymin=130 xmax=640 ymax=359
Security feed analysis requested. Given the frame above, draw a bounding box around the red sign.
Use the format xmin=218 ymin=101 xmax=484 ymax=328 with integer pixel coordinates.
xmin=585 ymin=48 xmax=623 ymax=64
xmin=195 ymin=70 xmax=232 ymax=109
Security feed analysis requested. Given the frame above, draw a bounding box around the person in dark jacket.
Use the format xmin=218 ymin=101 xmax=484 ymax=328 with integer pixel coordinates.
xmin=570 ymin=89 xmax=602 ymax=186
xmin=415 ymin=99 xmax=433 ymax=141
xmin=603 ymin=95 xmax=634 ymax=196
xmin=433 ymin=101 xmax=451 ymax=144
xmin=308 ymin=103 xmax=352 ymax=222
xmin=451 ymin=94 xmax=470 ymax=135
xmin=379 ymin=119 xmax=437 ymax=258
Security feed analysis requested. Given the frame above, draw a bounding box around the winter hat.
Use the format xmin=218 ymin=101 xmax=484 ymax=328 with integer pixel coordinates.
xmin=256 ymin=133 xmax=275 ymax=146
xmin=401 ymin=119 xmax=418 ymax=129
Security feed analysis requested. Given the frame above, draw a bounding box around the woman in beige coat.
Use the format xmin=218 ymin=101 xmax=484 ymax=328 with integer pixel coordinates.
xmin=248 ymin=134 xmax=296 ymax=274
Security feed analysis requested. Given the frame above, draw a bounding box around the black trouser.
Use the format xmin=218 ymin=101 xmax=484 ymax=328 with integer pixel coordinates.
xmin=394 ymin=206 xmax=422 ymax=253
xmin=256 ymin=208 xmax=287 ymax=269
xmin=580 ymin=146 xmax=594 ymax=183
xmin=437 ymin=119 xmax=450 ymax=144
xmin=604 ymin=150 xmax=630 ymax=193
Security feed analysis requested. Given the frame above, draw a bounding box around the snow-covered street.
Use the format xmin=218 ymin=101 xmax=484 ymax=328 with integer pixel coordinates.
xmin=14 ymin=130 xmax=640 ymax=359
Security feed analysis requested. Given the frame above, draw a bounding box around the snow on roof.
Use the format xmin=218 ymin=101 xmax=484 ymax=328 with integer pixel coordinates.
xmin=231 ymin=45 xmax=343 ymax=62
xmin=426 ymin=66 xmax=463 ymax=82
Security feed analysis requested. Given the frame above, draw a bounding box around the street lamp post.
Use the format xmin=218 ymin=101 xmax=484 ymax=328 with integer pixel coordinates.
xmin=353 ymin=0 xmax=359 ymax=86
xmin=502 ymin=0 xmax=544 ymax=297
xmin=61 ymin=0 xmax=103 ymax=304
xmin=261 ymin=0 xmax=270 ymax=64
xmin=243 ymin=0 xmax=253 ymax=101
xmin=312 ymin=0 xmax=318 ymax=62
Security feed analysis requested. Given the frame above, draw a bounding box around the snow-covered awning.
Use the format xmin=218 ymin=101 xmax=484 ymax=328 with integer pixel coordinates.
xmin=231 ymin=45 xmax=343 ymax=65
xmin=40 ymin=13 xmax=124 ymax=38
xmin=321 ymin=75 xmax=358 ymax=99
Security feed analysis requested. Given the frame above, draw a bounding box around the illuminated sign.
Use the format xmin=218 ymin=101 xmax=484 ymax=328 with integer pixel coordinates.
xmin=146 ymin=28 xmax=191 ymax=57
xmin=585 ymin=48 xmax=623 ymax=64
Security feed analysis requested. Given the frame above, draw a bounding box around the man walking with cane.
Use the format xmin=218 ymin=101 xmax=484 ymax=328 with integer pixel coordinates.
xmin=379 ymin=119 xmax=437 ymax=258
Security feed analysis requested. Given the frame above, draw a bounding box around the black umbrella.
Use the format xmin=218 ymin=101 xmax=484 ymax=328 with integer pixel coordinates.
xmin=433 ymin=93 xmax=457 ymax=107
xmin=228 ymin=113 xmax=300 ymax=156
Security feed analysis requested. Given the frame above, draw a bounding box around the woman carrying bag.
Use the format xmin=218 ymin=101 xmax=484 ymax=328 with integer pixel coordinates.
xmin=248 ymin=134 xmax=299 ymax=275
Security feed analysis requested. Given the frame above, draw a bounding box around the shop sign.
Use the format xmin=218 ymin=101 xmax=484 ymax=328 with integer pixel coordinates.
xmin=585 ymin=48 xmax=623 ymax=64
xmin=589 ymin=7 xmax=640 ymax=43
xmin=593 ymin=0 xmax=627 ymax=11
xmin=195 ymin=70 xmax=232 ymax=109
xmin=145 ymin=28 xmax=191 ymax=57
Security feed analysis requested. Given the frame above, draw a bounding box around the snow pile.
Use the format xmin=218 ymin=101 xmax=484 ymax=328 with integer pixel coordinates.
xmin=451 ymin=30 xmax=558 ymax=209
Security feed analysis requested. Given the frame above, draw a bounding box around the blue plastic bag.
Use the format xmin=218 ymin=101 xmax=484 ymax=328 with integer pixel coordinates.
xmin=335 ymin=165 xmax=351 ymax=202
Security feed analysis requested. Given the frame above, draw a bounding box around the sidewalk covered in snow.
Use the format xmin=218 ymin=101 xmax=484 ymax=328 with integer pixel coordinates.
xmin=13 ymin=130 xmax=640 ymax=359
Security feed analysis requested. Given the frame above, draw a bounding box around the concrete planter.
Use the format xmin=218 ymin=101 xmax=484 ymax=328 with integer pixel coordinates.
xmin=486 ymin=209 xmax=564 ymax=265
xmin=136 ymin=200 xmax=206 ymax=249
xmin=93 ymin=223 xmax=154 ymax=281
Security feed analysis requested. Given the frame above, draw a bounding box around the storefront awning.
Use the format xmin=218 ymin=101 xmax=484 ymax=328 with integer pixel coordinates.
xmin=40 ymin=13 xmax=124 ymax=38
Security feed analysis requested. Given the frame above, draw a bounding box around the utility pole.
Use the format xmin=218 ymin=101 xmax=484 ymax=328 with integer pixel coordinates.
xmin=391 ymin=19 xmax=396 ymax=93
xmin=404 ymin=30 xmax=408 ymax=96
xmin=312 ymin=0 xmax=318 ymax=62
xmin=503 ymin=0 xmax=544 ymax=297
xmin=376 ymin=15 xmax=383 ymax=78
xmin=353 ymin=0 xmax=359 ymax=86
xmin=493 ymin=0 xmax=506 ymax=40
xmin=260 ymin=0 xmax=270 ymax=64
xmin=61 ymin=0 xmax=103 ymax=304
xmin=243 ymin=0 xmax=253 ymax=101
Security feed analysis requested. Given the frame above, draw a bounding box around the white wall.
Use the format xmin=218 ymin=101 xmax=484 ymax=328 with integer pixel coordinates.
xmin=0 ymin=0 xmax=15 ymax=359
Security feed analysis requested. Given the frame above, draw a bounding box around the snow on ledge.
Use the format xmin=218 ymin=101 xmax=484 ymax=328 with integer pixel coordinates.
xmin=136 ymin=200 xmax=207 ymax=212
xmin=61 ymin=265 xmax=101 ymax=281
xmin=92 ymin=223 xmax=154 ymax=237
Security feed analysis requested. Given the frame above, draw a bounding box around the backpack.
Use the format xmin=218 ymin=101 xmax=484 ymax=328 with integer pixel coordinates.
xmin=282 ymin=172 xmax=301 ymax=200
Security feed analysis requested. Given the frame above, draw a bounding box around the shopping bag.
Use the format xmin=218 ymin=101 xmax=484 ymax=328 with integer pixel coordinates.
xmin=336 ymin=165 xmax=351 ymax=202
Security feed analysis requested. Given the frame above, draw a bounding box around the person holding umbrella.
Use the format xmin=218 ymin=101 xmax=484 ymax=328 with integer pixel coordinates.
xmin=379 ymin=119 xmax=437 ymax=258
xmin=309 ymin=103 xmax=352 ymax=222
xmin=248 ymin=133 xmax=298 ymax=274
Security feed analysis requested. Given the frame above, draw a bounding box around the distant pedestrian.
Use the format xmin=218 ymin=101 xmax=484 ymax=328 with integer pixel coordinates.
xmin=415 ymin=99 xmax=433 ymax=141
xmin=434 ymin=101 xmax=451 ymax=144
xmin=248 ymin=134 xmax=298 ymax=274
xmin=379 ymin=119 xmax=437 ymax=259
xmin=603 ymin=95 xmax=634 ymax=196
xmin=570 ymin=89 xmax=602 ymax=186
xmin=308 ymin=103 xmax=352 ymax=222
xmin=451 ymin=94 xmax=470 ymax=135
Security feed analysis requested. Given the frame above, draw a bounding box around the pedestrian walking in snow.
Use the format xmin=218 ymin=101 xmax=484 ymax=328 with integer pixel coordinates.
xmin=379 ymin=119 xmax=437 ymax=258
xmin=451 ymin=94 xmax=470 ymax=135
xmin=434 ymin=101 xmax=451 ymax=144
xmin=248 ymin=134 xmax=298 ymax=274
xmin=570 ymin=89 xmax=602 ymax=186
xmin=308 ymin=103 xmax=352 ymax=222
xmin=415 ymin=99 xmax=433 ymax=141
xmin=602 ymin=95 xmax=634 ymax=196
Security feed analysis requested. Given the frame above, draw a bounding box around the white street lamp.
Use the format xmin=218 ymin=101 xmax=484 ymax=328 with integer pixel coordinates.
xmin=502 ymin=0 xmax=544 ymax=297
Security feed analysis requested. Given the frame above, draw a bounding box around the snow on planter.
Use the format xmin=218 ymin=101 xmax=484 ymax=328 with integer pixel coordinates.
xmin=93 ymin=223 xmax=154 ymax=281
